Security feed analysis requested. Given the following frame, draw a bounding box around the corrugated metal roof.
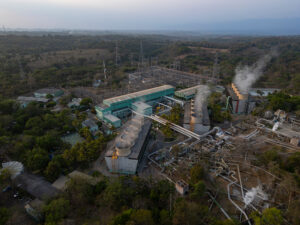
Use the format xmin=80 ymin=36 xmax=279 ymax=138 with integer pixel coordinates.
xmin=17 ymin=96 xmax=49 ymax=103
xmin=104 ymin=85 xmax=174 ymax=105
xmin=175 ymin=85 xmax=202 ymax=96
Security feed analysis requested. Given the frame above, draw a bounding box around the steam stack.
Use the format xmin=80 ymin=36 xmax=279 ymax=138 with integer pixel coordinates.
xmin=229 ymin=83 xmax=249 ymax=114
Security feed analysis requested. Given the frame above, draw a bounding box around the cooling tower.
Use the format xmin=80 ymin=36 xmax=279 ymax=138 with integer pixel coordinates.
xmin=115 ymin=116 xmax=144 ymax=157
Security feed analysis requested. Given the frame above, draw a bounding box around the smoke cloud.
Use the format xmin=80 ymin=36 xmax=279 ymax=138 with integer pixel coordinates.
xmin=234 ymin=50 xmax=278 ymax=93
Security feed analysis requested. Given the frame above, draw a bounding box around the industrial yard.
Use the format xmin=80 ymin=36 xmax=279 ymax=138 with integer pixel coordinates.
xmin=86 ymin=63 xmax=300 ymax=224
xmin=0 ymin=34 xmax=300 ymax=225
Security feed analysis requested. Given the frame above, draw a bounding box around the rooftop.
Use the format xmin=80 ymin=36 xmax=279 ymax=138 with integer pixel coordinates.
xmin=104 ymin=114 xmax=121 ymax=123
xmin=103 ymin=85 xmax=174 ymax=105
xmin=34 ymin=88 xmax=62 ymax=94
xmin=82 ymin=119 xmax=97 ymax=128
xmin=14 ymin=172 xmax=59 ymax=200
xmin=132 ymin=101 xmax=152 ymax=110
xmin=17 ymin=96 xmax=49 ymax=103
xmin=175 ymin=85 xmax=202 ymax=96
xmin=106 ymin=120 xmax=151 ymax=160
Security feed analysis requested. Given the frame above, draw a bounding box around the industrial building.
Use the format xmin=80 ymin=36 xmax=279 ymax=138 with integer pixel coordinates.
xmin=183 ymin=98 xmax=210 ymax=134
xmin=82 ymin=119 xmax=98 ymax=134
xmin=17 ymin=96 xmax=49 ymax=108
xmin=175 ymin=85 xmax=202 ymax=100
xmin=95 ymin=85 xmax=175 ymax=127
xmin=34 ymin=88 xmax=64 ymax=98
xmin=105 ymin=116 xmax=152 ymax=174
xmin=227 ymin=83 xmax=280 ymax=114
xmin=227 ymin=83 xmax=256 ymax=114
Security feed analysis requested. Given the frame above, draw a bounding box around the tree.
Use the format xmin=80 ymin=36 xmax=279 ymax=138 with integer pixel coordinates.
xmin=190 ymin=181 xmax=205 ymax=200
xmin=80 ymin=98 xmax=92 ymax=107
xmin=79 ymin=127 xmax=93 ymax=141
xmin=284 ymin=152 xmax=300 ymax=173
xmin=214 ymin=219 xmax=239 ymax=225
xmin=109 ymin=209 xmax=133 ymax=225
xmin=103 ymin=180 xmax=131 ymax=210
xmin=59 ymin=95 xmax=72 ymax=106
xmin=0 ymin=168 xmax=11 ymax=189
xmin=128 ymin=209 xmax=155 ymax=225
xmin=159 ymin=209 xmax=172 ymax=225
xmin=65 ymin=178 xmax=95 ymax=207
xmin=25 ymin=147 xmax=49 ymax=171
xmin=173 ymin=199 xmax=212 ymax=225
xmin=150 ymin=180 xmax=174 ymax=209
xmin=251 ymin=207 xmax=283 ymax=225
xmin=43 ymin=198 xmax=70 ymax=224
xmin=161 ymin=123 xmax=173 ymax=140
xmin=0 ymin=207 xmax=10 ymax=225
xmin=190 ymin=164 xmax=204 ymax=185
xmin=44 ymin=159 xmax=62 ymax=182
xmin=259 ymin=148 xmax=281 ymax=166
xmin=36 ymin=132 xmax=63 ymax=152
xmin=0 ymin=99 xmax=18 ymax=114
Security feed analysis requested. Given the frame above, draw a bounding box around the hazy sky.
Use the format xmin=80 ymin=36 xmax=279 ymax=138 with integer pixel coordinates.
xmin=0 ymin=0 xmax=300 ymax=30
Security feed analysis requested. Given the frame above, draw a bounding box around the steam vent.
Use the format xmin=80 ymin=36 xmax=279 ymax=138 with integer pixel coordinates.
xmin=228 ymin=83 xmax=253 ymax=114
xmin=105 ymin=115 xmax=151 ymax=174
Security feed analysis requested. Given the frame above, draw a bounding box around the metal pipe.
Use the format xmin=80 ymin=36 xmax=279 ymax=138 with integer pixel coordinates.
xmin=227 ymin=171 xmax=251 ymax=225
xmin=206 ymin=192 xmax=231 ymax=220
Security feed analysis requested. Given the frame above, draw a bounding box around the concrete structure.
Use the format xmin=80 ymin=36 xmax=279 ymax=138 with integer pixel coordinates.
xmin=103 ymin=114 xmax=122 ymax=128
xmin=105 ymin=116 xmax=151 ymax=174
xmin=82 ymin=119 xmax=98 ymax=133
xmin=274 ymin=109 xmax=287 ymax=121
xmin=175 ymin=85 xmax=202 ymax=100
xmin=96 ymin=85 xmax=175 ymax=127
xmin=52 ymin=170 xmax=100 ymax=191
xmin=183 ymin=100 xmax=210 ymax=134
xmin=93 ymin=79 xmax=101 ymax=87
xmin=227 ymin=83 xmax=256 ymax=114
xmin=290 ymin=137 xmax=300 ymax=147
xmin=17 ymin=96 xmax=49 ymax=108
xmin=67 ymin=98 xmax=82 ymax=109
xmin=34 ymin=88 xmax=64 ymax=98
xmin=175 ymin=179 xmax=189 ymax=195
xmin=131 ymin=101 xmax=152 ymax=116
xmin=25 ymin=198 xmax=44 ymax=222
xmin=249 ymin=88 xmax=280 ymax=97
xmin=228 ymin=84 xmax=281 ymax=114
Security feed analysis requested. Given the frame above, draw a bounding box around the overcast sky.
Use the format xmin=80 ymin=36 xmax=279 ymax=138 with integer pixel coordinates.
xmin=0 ymin=0 xmax=300 ymax=30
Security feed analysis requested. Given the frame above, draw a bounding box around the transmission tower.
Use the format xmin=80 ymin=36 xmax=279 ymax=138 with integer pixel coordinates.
xmin=103 ymin=60 xmax=107 ymax=80
xmin=130 ymin=53 xmax=134 ymax=66
xmin=139 ymin=40 xmax=144 ymax=70
xmin=115 ymin=41 xmax=119 ymax=66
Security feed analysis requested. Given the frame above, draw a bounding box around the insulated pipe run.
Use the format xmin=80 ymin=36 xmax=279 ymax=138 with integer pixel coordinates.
xmin=169 ymin=137 xmax=193 ymax=152
xmin=206 ymin=192 xmax=231 ymax=220
xmin=227 ymin=171 xmax=251 ymax=225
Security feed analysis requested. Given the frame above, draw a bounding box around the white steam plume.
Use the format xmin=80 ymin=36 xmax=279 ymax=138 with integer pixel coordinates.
xmin=194 ymin=85 xmax=210 ymax=118
xmin=234 ymin=50 xmax=278 ymax=93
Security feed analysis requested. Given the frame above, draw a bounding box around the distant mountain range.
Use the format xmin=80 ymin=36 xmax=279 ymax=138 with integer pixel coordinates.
xmin=1 ymin=18 xmax=299 ymax=36
xmin=166 ymin=18 xmax=300 ymax=35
